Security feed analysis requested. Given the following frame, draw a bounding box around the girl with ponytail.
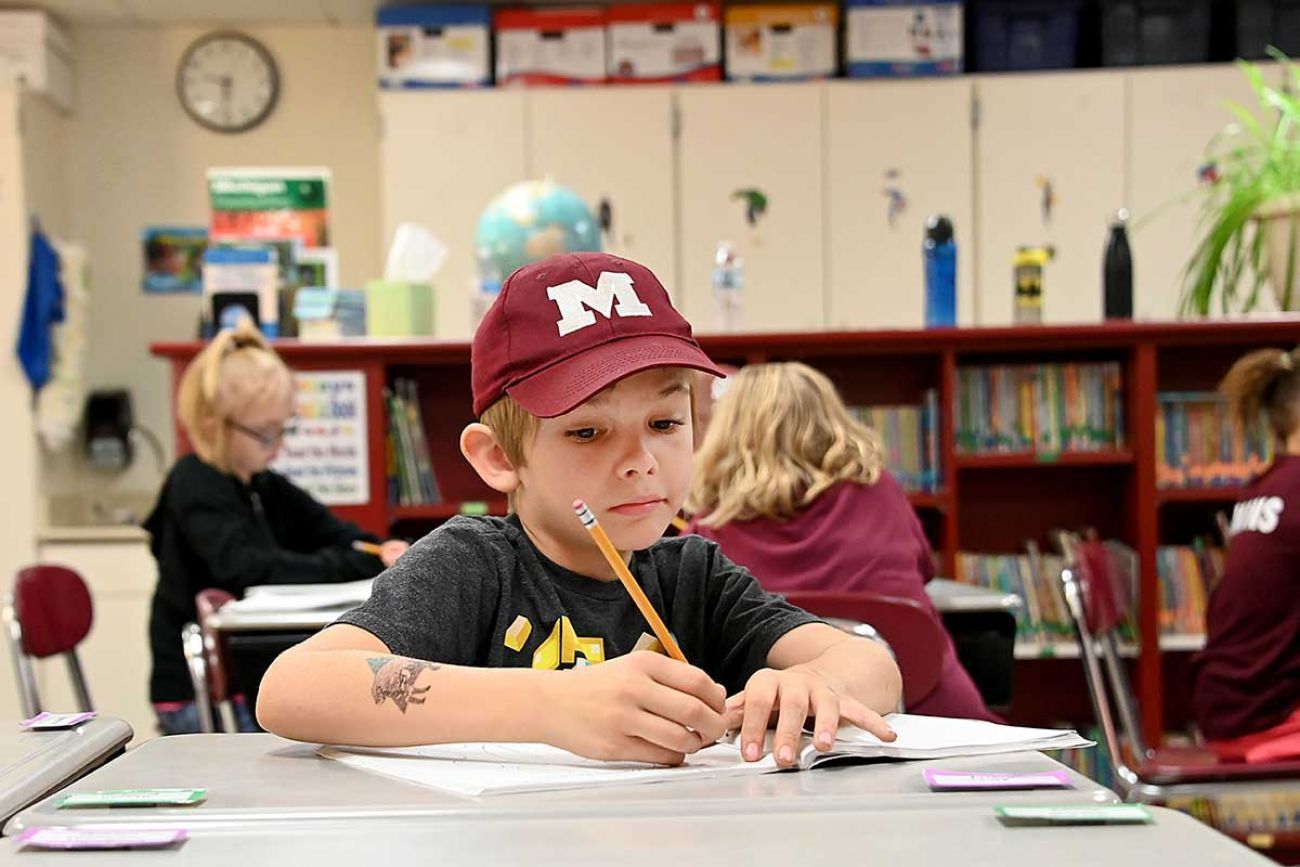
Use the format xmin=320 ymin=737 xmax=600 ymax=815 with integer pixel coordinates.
xmin=1191 ymin=346 xmax=1300 ymax=756
xmin=144 ymin=321 xmax=409 ymax=734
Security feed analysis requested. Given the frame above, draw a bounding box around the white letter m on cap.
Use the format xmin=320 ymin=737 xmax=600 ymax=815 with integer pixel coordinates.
xmin=547 ymin=271 xmax=653 ymax=337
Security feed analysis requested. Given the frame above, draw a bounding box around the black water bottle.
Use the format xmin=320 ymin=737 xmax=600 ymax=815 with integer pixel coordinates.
xmin=1103 ymin=209 xmax=1133 ymax=320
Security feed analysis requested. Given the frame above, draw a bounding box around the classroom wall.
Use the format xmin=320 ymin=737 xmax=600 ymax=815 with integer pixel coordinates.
xmin=40 ymin=24 xmax=383 ymax=512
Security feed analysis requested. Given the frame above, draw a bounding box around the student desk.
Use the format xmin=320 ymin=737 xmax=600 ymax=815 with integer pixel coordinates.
xmin=6 ymin=733 xmax=1116 ymax=835
xmin=1 ymin=805 xmax=1271 ymax=865
xmin=0 ymin=717 xmax=132 ymax=828
xmin=927 ymin=579 xmax=1021 ymax=710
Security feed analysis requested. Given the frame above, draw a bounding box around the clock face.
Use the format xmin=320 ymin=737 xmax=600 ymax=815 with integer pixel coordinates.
xmin=176 ymin=32 xmax=279 ymax=133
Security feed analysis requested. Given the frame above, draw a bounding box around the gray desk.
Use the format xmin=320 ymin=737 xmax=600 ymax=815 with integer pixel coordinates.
xmin=6 ymin=733 xmax=1115 ymax=834
xmin=0 ymin=806 xmax=1270 ymax=866
xmin=926 ymin=578 xmax=1022 ymax=614
xmin=0 ymin=717 xmax=132 ymax=829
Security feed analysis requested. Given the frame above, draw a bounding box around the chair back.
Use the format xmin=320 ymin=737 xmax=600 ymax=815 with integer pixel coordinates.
xmin=782 ymin=590 xmax=944 ymax=710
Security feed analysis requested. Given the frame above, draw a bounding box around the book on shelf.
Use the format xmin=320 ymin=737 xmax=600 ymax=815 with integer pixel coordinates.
xmin=1156 ymin=541 xmax=1222 ymax=637
xmin=851 ymin=389 xmax=941 ymax=493
xmin=954 ymin=362 xmax=1124 ymax=456
xmin=384 ymin=379 xmax=441 ymax=507
xmin=1156 ymin=392 xmax=1272 ymax=490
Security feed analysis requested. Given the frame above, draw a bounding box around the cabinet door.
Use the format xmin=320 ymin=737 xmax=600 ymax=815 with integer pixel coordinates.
xmin=676 ymin=83 xmax=825 ymax=332
xmin=826 ymin=78 xmax=975 ymax=329
xmin=379 ymin=90 xmax=528 ymax=340
xmin=1128 ymin=65 xmax=1267 ymax=319
xmin=975 ymin=72 xmax=1126 ymax=325
xmin=527 ymin=87 xmax=677 ymax=293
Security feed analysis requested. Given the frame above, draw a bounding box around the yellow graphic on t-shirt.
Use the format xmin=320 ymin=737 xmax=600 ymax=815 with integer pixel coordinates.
xmin=504 ymin=615 xmax=532 ymax=652
xmin=530 ymin=616 xmax=606 ymax=670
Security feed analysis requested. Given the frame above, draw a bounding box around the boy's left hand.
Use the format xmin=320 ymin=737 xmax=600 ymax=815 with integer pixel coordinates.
xmin=726 ymin=665 xmax=896 ymax=768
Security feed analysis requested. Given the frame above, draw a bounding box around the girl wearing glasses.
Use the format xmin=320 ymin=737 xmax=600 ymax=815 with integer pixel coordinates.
xmin=144 ymin=321 xmax=409 ymax=735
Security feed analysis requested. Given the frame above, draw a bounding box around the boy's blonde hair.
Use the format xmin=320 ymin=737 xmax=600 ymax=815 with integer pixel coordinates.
xmin=687 ymin=362 xmax=883 ymax=527
xmin=176 ymin=321 xmax=293 ymax=473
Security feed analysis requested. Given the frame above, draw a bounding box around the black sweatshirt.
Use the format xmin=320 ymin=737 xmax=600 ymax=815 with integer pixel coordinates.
xmin=143 ymin=454 xmax=383 ymax=703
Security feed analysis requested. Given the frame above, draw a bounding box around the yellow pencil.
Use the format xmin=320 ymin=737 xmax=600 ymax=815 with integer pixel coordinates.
xmin=670 ymin=515 xmax=688 ymax=532
xmin=351 ymin=540 xmax=383 ymax=556
xmin=572 ymin=499 xmax=688 ymax=664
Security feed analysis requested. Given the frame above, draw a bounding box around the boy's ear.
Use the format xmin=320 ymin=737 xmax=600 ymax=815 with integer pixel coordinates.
xmin=460 ymin=423 xmax=520 ymax=495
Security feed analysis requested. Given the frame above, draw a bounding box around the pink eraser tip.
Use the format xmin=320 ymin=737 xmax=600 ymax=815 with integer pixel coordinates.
xmin=572 ymin=500 xmax=587 ymax=512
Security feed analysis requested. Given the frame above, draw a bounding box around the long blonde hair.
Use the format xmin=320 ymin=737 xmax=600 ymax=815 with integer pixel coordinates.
xmin=176 ymin=321 xmax=293 ymax=472
xmin=1219 ymin=346 xmax=1300 ymax=442
xmin=687 ymin=362 xmax=883 ymax=526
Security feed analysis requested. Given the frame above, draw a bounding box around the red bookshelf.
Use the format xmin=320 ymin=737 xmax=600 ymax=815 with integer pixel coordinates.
xmin=152 ymin=317 xmax=1300 ymax=746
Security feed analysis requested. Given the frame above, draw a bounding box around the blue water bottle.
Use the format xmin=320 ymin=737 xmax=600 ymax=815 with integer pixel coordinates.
xmin=924 ymin=215 xmax=957 ymax=328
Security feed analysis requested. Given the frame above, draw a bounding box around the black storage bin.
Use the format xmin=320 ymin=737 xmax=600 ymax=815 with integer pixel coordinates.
xmin=972 ymin=0 xmax=1085 ymax=71
xmin=1101 ymin=0 xmax=1212 ymax=65
xmin=1237 ymin=0 xmax=1300 ymax=58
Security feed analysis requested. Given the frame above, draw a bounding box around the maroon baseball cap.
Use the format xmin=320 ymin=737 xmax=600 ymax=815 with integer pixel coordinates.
xmin=472 ymin=252 xmax=723 ymax=418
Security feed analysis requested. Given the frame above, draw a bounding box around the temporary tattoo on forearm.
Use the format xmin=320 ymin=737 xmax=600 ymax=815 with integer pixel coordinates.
xmin=367 ymin=656 xmax=439 ymax=712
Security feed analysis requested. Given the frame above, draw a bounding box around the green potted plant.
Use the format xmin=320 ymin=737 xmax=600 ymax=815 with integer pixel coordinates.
xmin=1182 ymin=49 xmax=1299 ymax=316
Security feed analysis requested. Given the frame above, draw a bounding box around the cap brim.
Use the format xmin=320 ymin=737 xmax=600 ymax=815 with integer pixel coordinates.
xmin=506 ymin=335 xmax=725 ymax=418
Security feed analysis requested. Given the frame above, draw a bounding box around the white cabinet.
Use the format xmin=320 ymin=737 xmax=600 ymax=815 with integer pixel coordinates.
xmin=974 ymin=71 xmax=1126 ymax=325
xmin=527 ymin=87 xmax=677 ymax=293
xmin=1127 ymin=65 xmax=1266 ymax=319
xmin=676 ymin=83 xmax=826 ymax=332
xmin=825 ymin=78 xmax=976 ymax=329
xmin=379 ymin=90 xmax=528 ymax=340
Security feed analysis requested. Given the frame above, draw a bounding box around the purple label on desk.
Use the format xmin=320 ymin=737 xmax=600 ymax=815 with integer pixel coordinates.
xmin=16 ymin=828 xmax=188 ymax=850
xmin=924 ymin=769 xmax=1074 ymax=791
xmin=19 ymin=711 xmax=97 ymax=730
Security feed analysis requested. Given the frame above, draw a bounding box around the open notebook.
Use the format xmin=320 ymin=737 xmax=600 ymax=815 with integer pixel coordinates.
xmin=318 ymin=714 xmax=1092 ymax=797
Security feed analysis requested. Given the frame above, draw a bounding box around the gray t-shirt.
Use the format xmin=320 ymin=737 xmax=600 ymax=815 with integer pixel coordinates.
xmin=336 ymin=515 xmax=819 ymax=694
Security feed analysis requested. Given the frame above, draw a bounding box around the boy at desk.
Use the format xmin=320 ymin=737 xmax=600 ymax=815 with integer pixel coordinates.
xmin=258 ymin=253 xmax=900 ymax=768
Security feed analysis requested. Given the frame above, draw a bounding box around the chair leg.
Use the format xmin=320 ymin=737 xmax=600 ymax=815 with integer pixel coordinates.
xmin=3 ymin=598 xmax=41 ymax=717
xmin=64 ymin=652 xmax=94 ymax=713
xmin=181 ymin=623 xmax=216 ymax=734
xmin=218 ymin=700 xmax=239 ymax=735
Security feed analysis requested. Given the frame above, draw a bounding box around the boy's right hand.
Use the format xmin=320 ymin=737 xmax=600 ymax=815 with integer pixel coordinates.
xmin=543 ymin=652 xmax=727 ymax=766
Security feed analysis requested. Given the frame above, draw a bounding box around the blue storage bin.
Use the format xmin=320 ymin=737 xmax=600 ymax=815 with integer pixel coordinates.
xmin=1100 ymin=0 xmax=1211 ymax=66
xmin=972 ymin=0 xmax=1083 ymax=71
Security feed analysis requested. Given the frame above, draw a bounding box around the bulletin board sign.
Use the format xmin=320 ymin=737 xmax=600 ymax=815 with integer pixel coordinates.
xmin=272 ymin=370 xmax=369 ymax=506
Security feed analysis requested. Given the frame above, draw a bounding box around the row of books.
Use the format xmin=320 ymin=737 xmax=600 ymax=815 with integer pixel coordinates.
xmin=850 ymin=390 xmax=942 ymax=493
xmin=384 ymin=378 xmax=442 ymax=507
xmin=954 ymin=362 xmax=1126 ymax=455
xmin=1156 ymin=543 xmax=1224 ymax=636
xmin=1156 ymin=392 xmax=1274 ymax=489
xmin=953 ymin=548 xmax=1076 ymax=643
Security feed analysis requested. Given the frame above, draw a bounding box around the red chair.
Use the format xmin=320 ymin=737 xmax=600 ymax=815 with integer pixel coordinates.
xmin=2 ymin=566 xmax=95 ymax=717
xmin=181 ymin=589 xmax=238 ymax=733
xmin=782 ymin=591 xmax=944 ymax=712
xmin=1057 ymin=532 xmax=1300 ymax=859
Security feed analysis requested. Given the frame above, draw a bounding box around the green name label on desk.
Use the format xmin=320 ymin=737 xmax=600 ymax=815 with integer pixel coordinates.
xmin=58 ymin=788 xmax=207 ymax=808
xmin=995 ymin=805 xmax=1152 ymax=826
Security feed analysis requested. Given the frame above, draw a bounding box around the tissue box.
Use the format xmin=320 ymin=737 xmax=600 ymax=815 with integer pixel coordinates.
xmin=494 ymin=7 xmax=607 ymax=86
xmin=365 ymin=280 xmax=434 ymax=337
xmin=845 ymin=0 xmax=963 ymax=77
xmin=607 ymin=3 xmax=721 ymax=84
xmin=294 ymin=288 xmax=367 ymax=342
xmin=0 ymin=11 xmax=74 ymax=112
xmin=377 ymin=5 xmax=491 ymax=88
xmin=724 ymin=3 xmax=838 ymax=82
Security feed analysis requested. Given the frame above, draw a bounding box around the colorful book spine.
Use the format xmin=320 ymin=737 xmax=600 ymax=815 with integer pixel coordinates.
xmin=851 ymin=389 xmax=942 ymax=493
xmin=383 ymin=380 xmax=442 ymax=506
xmin=1155 ymin=541 xmax=1224 ymax=635
xmin=1155 ymin=392 xmax=1273 ymax=489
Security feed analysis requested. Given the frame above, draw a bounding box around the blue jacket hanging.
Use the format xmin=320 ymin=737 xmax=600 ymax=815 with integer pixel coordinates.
xmin=15 ymin=224 xmax=64 ymax=393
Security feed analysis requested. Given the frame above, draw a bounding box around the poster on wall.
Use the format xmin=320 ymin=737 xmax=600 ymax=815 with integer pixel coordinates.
xmin=207 ymin=166 xmax=331 ymax=249
xmin=272 ymin=370 xmax=369 ymax=506
xmin=141 ymin=227 xmax=206 ymax=294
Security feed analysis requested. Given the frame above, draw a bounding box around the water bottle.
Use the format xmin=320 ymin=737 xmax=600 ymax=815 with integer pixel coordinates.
xmin=712 ymin=241 xmax=744 ymax=331
xmin=1103 ymin=209 xmax=1133 ymax=320
xmin=923 ymin=215 xmax=957 ymax=328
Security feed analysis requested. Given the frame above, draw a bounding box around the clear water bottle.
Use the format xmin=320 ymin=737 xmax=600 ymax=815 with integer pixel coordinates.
xmin=923 ymin=215 xmax=957 ymax=328
xmin=712 ymin=241 xmax=744 ymax=331
xmin=1103 ymin=209 xmax=1133 ymax=320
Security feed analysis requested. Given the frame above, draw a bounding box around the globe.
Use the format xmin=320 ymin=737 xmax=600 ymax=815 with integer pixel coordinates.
xmin=474 ymin=179 xmax=602 ymax=295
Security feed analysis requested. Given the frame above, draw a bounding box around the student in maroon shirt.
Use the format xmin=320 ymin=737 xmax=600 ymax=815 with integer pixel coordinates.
xmin=1192 ymin=347 xmax=1300 ymax=754
xmin=685 ymin=362 xmax=995 ymax=721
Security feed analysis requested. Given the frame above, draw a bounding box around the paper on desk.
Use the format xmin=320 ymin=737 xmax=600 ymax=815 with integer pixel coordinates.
xmin=225 ymin=579 xmax=375 ymax=613
xmin=318 ymin=714 xmax=1092 ymax=797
